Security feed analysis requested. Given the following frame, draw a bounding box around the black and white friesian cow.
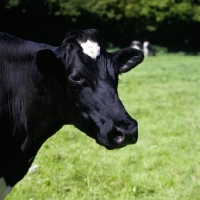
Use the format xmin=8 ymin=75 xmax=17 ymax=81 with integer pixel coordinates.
xmin=130 ymin=40 xmax=155 ymax=57
xmin=0 ymin=29 xmax=144 ymax=199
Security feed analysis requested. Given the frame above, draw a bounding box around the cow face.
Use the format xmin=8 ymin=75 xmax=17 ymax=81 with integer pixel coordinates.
xmin=36 ymin=29 xmax=144 ymax=150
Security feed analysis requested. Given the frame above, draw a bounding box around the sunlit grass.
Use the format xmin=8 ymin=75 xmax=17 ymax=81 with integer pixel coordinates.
xmin=7 ymin=55 xmax=200 ymax=200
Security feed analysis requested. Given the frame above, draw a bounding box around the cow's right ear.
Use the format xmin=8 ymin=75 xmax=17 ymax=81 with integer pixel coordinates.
xmin=110 ymin=48 xmax=144 ymax=73
xmin=35 ymin=49 xmax=63 ymax=76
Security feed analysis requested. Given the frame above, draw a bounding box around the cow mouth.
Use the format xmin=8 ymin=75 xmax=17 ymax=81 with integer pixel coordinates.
xmin=105 ymin=145 xmax=125 ymax=150
xmin=95 ymin=136 xmax=127 ymax=150
xmin=97 ymin=141 xmax=128 ymax=150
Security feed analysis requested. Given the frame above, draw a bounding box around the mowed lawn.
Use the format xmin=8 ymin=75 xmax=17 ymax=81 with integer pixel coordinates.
xmin=7 ymin=55 xmax=200 ymax=200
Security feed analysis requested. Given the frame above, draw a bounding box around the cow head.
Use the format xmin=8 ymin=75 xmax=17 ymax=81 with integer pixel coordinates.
xmin=36 ymin=29 xmax=144 ymax=150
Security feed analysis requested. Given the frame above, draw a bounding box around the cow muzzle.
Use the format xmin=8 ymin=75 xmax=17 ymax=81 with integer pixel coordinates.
xmin=107 ymin=125 xmax=138 ymax=149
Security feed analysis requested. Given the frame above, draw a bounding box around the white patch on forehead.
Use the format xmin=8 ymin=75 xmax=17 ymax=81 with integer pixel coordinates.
xmin=0 ymin=177 xmax=12 ymax=200
xmin=78 ymin=40 xmax=100 ymax=59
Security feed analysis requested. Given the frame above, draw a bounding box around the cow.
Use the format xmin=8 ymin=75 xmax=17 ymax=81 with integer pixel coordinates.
xmin=0 ymin=29 xmax=144 ymax=199
xmin=130 ymin=40 xmax=156 ymax=56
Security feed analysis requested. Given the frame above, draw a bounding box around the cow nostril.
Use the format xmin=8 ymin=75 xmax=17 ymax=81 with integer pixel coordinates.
xmin=109 ymin=127 xmax=125 ymax=145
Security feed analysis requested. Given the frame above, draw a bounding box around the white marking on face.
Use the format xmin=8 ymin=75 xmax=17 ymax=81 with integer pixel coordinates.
xmin=78 ymin=40 xmax=100 ymax=59
xmin=0 ymin=177 xmax=12 ymax=200
xmin=132 ymin=45 xmax=141 ymax=50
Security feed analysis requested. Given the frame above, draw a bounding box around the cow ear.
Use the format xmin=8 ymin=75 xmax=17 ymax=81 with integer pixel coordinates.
xmin=35 ymin=49 xmax=62 ymax=76
xmin=110 ymin=48 xmax=144 ymax=73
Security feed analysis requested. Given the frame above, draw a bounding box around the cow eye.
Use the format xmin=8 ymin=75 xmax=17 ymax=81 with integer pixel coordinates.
xmin=69 ymin=74 xmax=84 ymax=85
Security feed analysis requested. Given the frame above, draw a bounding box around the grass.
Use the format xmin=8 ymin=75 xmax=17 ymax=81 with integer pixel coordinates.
xmin=6 ymin=55 xmax=200 ymax=200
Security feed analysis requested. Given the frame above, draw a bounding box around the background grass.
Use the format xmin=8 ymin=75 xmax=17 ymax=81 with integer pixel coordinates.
xmin=6 ymin=55 xmax=200 ymax=200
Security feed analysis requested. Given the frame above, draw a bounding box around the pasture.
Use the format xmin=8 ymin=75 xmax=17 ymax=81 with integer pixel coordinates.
xmin=6 ymin=54 xmax=200 ymax=200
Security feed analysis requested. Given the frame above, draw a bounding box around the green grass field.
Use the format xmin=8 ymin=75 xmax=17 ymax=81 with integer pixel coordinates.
xmin=7 ymin=55 xmax=200 ymax=200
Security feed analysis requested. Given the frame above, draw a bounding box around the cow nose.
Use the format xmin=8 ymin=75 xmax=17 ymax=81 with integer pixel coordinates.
xmin=111 ymin=127 xmax=126 ymax=145
xmin=108 ymin=126 xmax=138 ymax=147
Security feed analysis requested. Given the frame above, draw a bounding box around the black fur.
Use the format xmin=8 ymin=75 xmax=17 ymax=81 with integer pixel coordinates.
xmin=0 ymin=29 xmax=144 ymax=195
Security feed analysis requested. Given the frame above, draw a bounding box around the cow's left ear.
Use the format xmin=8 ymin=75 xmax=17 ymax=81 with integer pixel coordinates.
xmin=35 ymin=49 xmax=63 ymax=77
xmin=110 ymin=48 xmax=144 ymax=73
